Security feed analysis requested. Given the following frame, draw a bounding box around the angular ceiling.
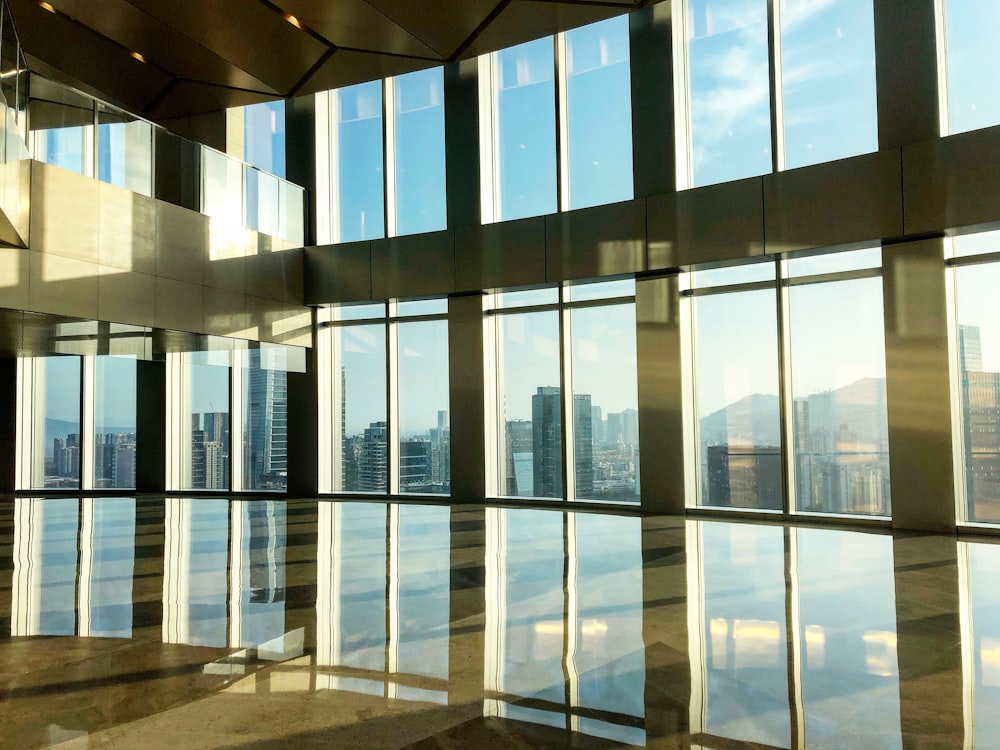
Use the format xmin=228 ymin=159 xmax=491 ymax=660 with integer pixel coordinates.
xmin=9 ymin=0 xmax=657 ymax=123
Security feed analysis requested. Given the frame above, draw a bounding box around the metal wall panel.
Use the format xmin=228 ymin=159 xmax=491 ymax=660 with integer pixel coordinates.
xmin=0 ymin=247 xmax=30 ymax=312
xmin=630 ymin=3 xmax=676 ymax=199
xmin=454 ymin=217 xmax=546 ymax=292
xmin=371 ymin=230 xmax=455 ymax=300
xmin=448 ymin=294 xmax=486 ymax=501
xmin=28 ymin=249 xmax=100 ymax=320
xmin=98 ymin=266 xmax=156 ymax=328
xmin=545 ymin=199 xmax=646 ymax=282
xmin=304 ymin=242 xmax=373 ymax=304
xmin=648 ymin=179 xmax=765 ymax=271
xmin=153 ymin=276 xmax=204 ymax=335
xmin=445 ymin=60 xmax=481 ymax=231
xmin=636 ymin=275 xmax=685 ymax=513
xmin=155 ymin=201 xmax=208 ymax=285
xmin=903 ymin=126 xmax=1000 ymax=237
xmin=98 ymin=182 xmax=156 ymax=275
xmin=764 ymin=149 xmax=903 ymax=255
xmin=30 ymin=161 xmax=99 ymax=265
xmin=882 ymin=237 xmax=956 ymax=531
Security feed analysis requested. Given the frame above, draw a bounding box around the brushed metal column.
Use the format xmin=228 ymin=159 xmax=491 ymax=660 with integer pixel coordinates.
xmin=636 ymin=275 xmax=686 ymax=514
xmin=629 ymin=2 xmax=676 ymax=198
xmin=448 ymin=293 xmax=486 ymax=503
xmin=883 ymin=237 xmax=956 ymax=531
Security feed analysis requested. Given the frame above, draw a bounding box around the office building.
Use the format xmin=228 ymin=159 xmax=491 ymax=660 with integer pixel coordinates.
xmin=0 ymin=0 xmax=998 ymax=746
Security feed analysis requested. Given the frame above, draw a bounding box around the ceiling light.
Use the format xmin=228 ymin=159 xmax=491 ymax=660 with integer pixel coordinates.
xmin=131 ymin=51 xmax=146 ymax=63
xmin=38 ymin=1 xmax=56 ymax=13
xmin=282 ymin=12 xmax=302 ymax=29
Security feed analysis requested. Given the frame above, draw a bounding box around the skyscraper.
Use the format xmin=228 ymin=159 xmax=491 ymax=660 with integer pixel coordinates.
xmin=532 ymin=387 xmax=562 ymax=498
xmin=359 ymin=422 xmax=388 ymax=492
xmin=245 ymin=360 xmax=288 ymax=491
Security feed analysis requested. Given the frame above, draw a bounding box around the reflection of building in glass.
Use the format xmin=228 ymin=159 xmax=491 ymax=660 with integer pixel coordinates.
xmin=359 ymin=422 xmax=387 ymax=492
xmin=533 ymin=387 xmax=563 ymax=497
xmin=707 ymin=445 xmax=781 ymax=509
xmin=245 ymin=363 xmax=288 ymax=491
xmin=960 ymin=325 xmax=1000 ymax=521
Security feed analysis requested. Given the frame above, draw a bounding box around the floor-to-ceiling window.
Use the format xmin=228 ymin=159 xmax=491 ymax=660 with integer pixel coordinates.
xmin=317 ymin=300 xmax=450 ymax=496
xmin=938 ymin=0 xmax=1000 ymax=135
xmin=485 ymin=280 xmax=639 ymax=503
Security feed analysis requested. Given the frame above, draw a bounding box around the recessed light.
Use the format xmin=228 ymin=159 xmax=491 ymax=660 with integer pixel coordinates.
xmin=131 ymin=51 xmax=146 ymax=63
xmin=39 ymin=1 xmax=56 ymax=13
xmin=282 ymin=12 xmax=302 ymax=29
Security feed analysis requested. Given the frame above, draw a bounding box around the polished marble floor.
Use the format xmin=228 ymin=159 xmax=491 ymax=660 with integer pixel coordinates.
xmin=0 ymin=497 xmax=989 ymax=748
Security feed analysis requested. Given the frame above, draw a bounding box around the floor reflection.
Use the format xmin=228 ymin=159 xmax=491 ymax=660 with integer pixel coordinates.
xmin=0 ymin=497 xmax=987 ymax=748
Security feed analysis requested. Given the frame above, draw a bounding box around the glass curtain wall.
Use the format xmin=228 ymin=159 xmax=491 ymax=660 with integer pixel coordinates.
xmin=939 ymin=0 xmax=1000 ymax=135
xmin=17 ymin=356 xmax=82 ymax=489
xmin=677 ymin=0 xmax=878 ymax=186
xmin=94 ymin=355 xmax=138 ymax=489
xmin=949 ymin=233 xmax=1000 ymax=524
xmin=486 ymin=281 xmax=639 ymax=503
xmin=96 ymin=104 xmax=152 ymax=195
xmin=684 ymin=250 xmax=890 ymax=517
xmin=318 ymin=300 xmax=450 ymax=496
xmin=174 ymin=352 xmax=231 ymax=491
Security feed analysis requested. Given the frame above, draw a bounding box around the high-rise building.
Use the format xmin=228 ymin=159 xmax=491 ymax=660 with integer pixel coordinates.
xmin=961 ymin=325 xmax=984 ymax=372
xmin=574 ymin=394 xmax=594 ymax=497
xmin=532 ymin=387 xmax=562 ymax=498
xmin=245 ymin=363 xmax=288 ymax=491
xmin=359 ymin=422 xmax=388 ymax=492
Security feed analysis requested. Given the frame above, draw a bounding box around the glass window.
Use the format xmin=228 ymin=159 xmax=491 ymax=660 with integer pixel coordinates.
xmin=963 ymin=540 xmax=1000 ymax=746
xmin=785 ymin=246 xmax=882 ymax=277
xmin=788 ymin=275 xmax=890 ymax=515
xmin=80 ymin=498 xmax=135 ymax=638
xmin=389 ymin=68 xmax=446 ymax=236
xmin=97 ymin=106 xmax=152 ymax=195
xmin=694 ymin=287 xmax=783 ymax=510
xmin=242 ymin=349 xmax=288 ymax=492
xmin=244 ymin=100 xmax=285 ymax=177
xmin=569 ymin=302 xmax=640 ymax=502
xmin=23 ymin=356 xmax=82 ymax=490
xmin=954 ymin=262 xmax=1000 ymax=523
xmin=334 ymin=81 xmax=385 ymax=243
xmin=230 ymin=500 xmax=287 ymax=648
xmin=685 ymin=0 xmax=772 ymax=187
xmin=779 ymin=0 xmax=877 ymax=169
xmin=202 ymin=147 xmax=243 ymax=227
xmin=94 ymin=356 xmax=137 ymax=489
xmin=496 ymin=310 xmax=562 ymax=498
xmin=182 ymin=355 xmax=231 ymax=491
xmin=563 ymin=16 xmax=634 ymax=209
xmin=337 ymin=323 xmax=387 ymax=493
xmin=942 ymin=0 xmax=1000 ymax=135
xmin=493 ymin=38 xmax=558 ymax=221
xmin=397 ymin=319 xmax=449 ymax=495
xmin=279 ymin=180 xmax=305 ymax=245
xmin=31 ymin=106 xmax=93 ymax=176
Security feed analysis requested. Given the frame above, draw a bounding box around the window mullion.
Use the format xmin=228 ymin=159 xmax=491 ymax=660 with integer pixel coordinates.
xmin=768 ymin=0 xmax=786 ymax=173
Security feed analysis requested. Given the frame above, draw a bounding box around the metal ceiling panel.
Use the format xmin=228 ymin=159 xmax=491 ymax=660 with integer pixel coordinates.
xmin=463 ymin=0 xmax=626 ymax=58
xmin=147 ymin=80 xmax=282 ymax=122
xmin=301 ymin=48 xmax=438 ymax=95
xmin=362 ymin=0 xmax=505 ymax=59
xmin=123 ymin=0 xmax=328 ymax=93
xmin=42 ymin=0 xmax=279 ymax=94
xmin=272 ymin=0 xmax=443 ymax=61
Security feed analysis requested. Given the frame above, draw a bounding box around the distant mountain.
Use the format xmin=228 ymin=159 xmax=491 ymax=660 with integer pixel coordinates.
xmin=700 ymin=393 xmax=781 ymax=448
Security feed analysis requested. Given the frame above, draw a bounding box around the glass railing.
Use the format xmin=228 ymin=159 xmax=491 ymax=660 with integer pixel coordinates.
xmin=22 ymin=72 xmax=305 ymax=246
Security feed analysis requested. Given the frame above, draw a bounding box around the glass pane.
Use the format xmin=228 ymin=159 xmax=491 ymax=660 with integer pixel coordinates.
xmin=788 ymin=276 xmax=890 ymax=515
xmin=84 ymin=498 xmax=136 ymax=638
xmin=391 ymin=67 xmax=446 ymax=236
xmin=785 ymin=246 xmax=882 ymax=277
xmin=498 ymin=311 xmax=562 ymax=498
xmin=696 ymin=521 xmax=791 ymax=746
xmin=496 ymin=287 xmax=559 ymax=309
xmin=243 ymin=100 xmax=285 ymax=177
xmin=35 ymin=356 xmax=82 ymax=489
xmin=397 ymin=505 xmax=450 ymax=679
xmin=94 ymin=355 xmax=137 ymax=489
xmin=202 ymin=148 xmax=243 ymax=227
xmin=30 ymin=94 xmax=93 ymax=176
xmin=245 ymin=167 xmax=280 ymax=236
xmin=397 ymin=319 xmax=449 ymax=495
xmin=695 ymin=288 xmax=782 ymax=509
xmin=693 ymin=260 xmax=777 ymax=288
xmin=184 ymin=360 xmax=230 ymax=490
xmin=944 ymin=0 xmax=1000 ymax=134
xmin=332 ymin=302 xmax=386 ymax=322
xmin=231 ymin=500 xmax=287 ymax=648
xmin=779 ymin=0 xmax=878 ymax=169
xmin=967 ymin=541 xmax=1000 ymax=746
xmin=570 ymin=303 xmax=640 ymax=502
xmin=243 ymin=350 xmax=288 ymax=492
xmin=395 ymin=298 xmax=448 ymax=317
xmin=279 ymin=179 xmax=305 ymax=245
xmin=955 ymin=263 xmax=1000 ymax=522
xmin=97 ymin=107 xmax=152 ymax=195
xmin=338 ymin=324 xmax=387 ymax=493
xmin=496 ymin=38 xmax=558 ymax=220
xmin=687 ymin=0 xmax=772 ymax=186
xmin=796 ymin=528 xmax=901 ymax=747
xmin=566 ymin=278 xmax=635 ymax=302
xmin=12 ymin=498 xmax=79 ymax=636
xmin=953 ymin=230 xmax=1000 ymax=259
xmin=564 ymin=16 xmax=634 ymax=209
xmin=336 ymin=81 xmax=385 ymax=242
